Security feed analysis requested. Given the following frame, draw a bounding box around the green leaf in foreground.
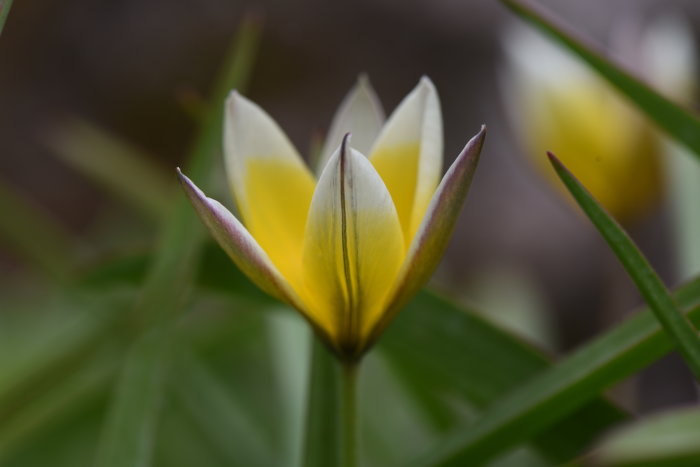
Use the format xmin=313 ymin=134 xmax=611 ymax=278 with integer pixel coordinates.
xmin=409 ymin=276 xmax=700 ymax=466
xmin=382 ymin=291 xmax=627 ymax=464
xmin=548 ymin=152 xmax=700 ymax=379
xmin=500 ymin=0 xmax=700 ymax=161
xmin=0 ymin=354 xmax=113 ymax=463
xmin=595 ymin=407 xmax=700 ymax=467
xmin=169 ymin=350 xmax=273 ymax=467
xmin=94 ymin=328 xmax=171 ymax=467
xmin=0 ymin=297 xmax=123 ymax=464
xmin=0 ymin=295 xmax=123 ymax=441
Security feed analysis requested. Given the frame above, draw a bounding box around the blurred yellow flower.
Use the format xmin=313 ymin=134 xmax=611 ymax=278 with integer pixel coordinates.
xmin=503 ymin=18 xmax=694 ymax=222
xmin=178 ymin=77 xmax=485 ymax=360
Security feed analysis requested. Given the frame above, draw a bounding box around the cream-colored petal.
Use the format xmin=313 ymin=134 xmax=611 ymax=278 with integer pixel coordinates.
xmin=368 ymin=76 xmax=443 ymax=244
xmin=365 ymin=127 xmax=485 ymax=348
xmin=302 ymin=136 xmax=405 ymax=356
xmin=224 ymin=91 xmax=316 ymax=285
xmin=177 ymin=168 xmax=304 ymax=309
xmin=641 ymin=15 xmax=697 ymax=101
xmin=316 ymin=75 xmax=385 ymax=174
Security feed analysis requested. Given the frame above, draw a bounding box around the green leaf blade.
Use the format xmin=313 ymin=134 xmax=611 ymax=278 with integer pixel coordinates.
xmin=169 ymin=350 xmax=274 ymax=467
xmin=94 ymin=329 xmax=170 ymax=467
xmin=382 ymin=290 xmax=628 ymax=464
xmin=409 ymin=277 xmax=700 ymax=466
xmin=547 ymin=152 xmax=700 ymax=379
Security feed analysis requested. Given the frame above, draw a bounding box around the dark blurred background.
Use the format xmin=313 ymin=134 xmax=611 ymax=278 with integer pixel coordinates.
xmin=1 ymin=0 xmax=699 ymax=413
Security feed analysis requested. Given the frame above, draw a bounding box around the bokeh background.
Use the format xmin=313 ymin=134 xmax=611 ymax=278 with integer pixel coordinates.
xmin=1 ymin=0 xmax=699 ymax=439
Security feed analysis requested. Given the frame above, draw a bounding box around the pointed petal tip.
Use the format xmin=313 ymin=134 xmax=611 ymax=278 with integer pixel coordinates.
xmin=176 ymin=168 xmax=204 ymax=200
xmin=176 ymin=167 xmax=188 ymax=185
xmin=357 ymin=72 xmax=370 ymax=86
xmin=468 ymin=125 xmax=487 ymax=148
xmin=419 ymin=75 xmax=435 ymax=86
xmin=415 ymin=76 xmax=437 ymax=95
xmin=462 ymin=125 xmax=487 ymax=157
xmin=225 ymin=89 xmax=244 ymax=107
xmin=176 ymin=166 xmax=189 ymax=184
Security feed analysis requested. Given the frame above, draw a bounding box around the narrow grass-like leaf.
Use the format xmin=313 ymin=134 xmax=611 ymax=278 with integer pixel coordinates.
xmin=382 ymin=291 xmax=627 ymax=464
xmin=47 ymin=119 xmax=172 ymax=220
xmin=94 ymin=328 xmax=171 ymax=467
xmin=0 ymin=0 xmax=13 ymax=37
xmin=169 ymin=350 xmax=273 ymax=467
xmin=0 ymin=296 xmax=122 ymax=434
xmin=500 ymin=0 xmax=700 ymax=161
xmin=548 ymin=152 xmax=700 ymax=379
xmin=153 ymin=406 xmax=231 ymax=467
xmin=95 ymin=17 xmax=261 ymax=467
xmin=0 ymin=349 xmax=116 ymax=463
xmin=302 ymin=338 xmax=341 ymax=467
xmin=0 ymin=179 xmax=75 ymax=279
xmin=595 ymin=407 xmax=700 ymax=466
xmin=0 ymin=390 xmax=108 ymax=467
xmin=410 ymin=277 xmax=700 ymax=466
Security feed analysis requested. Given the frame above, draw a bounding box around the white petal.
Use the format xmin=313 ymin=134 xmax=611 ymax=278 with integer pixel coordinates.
xmin=317 ymin=75 xmax=385 ymax=174
xmin=368 ymin=76 xmax=443 ymax=244
xmin=502 ymin=23 xmax=591 ymax=88
xmin=224 ymin=91 xmax=316 ymax=284
xmin=302 ymin=136 xmax=405 ymax=355
xmin=641 ymin=15 xmax=697 ymax=101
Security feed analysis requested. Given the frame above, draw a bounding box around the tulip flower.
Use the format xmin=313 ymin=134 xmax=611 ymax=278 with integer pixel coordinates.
xmin=502 ymin=19 xmax=693 ymax=223
xmin=178 ymin=77 xmax=485 ymax=361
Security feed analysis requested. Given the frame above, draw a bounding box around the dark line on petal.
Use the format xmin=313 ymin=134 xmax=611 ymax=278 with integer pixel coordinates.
xmin=339 ymin=134 xmax=356 ymax=347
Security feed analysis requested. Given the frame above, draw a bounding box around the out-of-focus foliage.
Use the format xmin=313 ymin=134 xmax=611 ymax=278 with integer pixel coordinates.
xmin=595 ymin=407 xmax=700 ymax=466
xmin=1 ymin=1 xmax=700 ymax=466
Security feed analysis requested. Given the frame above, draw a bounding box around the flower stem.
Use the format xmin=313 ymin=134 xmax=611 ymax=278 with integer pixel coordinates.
xmin=340 ymin=360 xmax=359 ymax=467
